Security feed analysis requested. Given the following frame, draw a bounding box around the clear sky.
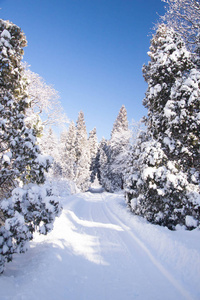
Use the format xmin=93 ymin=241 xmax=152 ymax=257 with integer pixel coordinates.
xmin=0 ymin=0 xmax=166 ymax=140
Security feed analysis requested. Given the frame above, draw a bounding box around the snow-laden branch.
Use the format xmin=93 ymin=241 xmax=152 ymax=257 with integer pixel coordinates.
xmin=161 ymin=0 xmax=200 ymax=52
xmin=23 ymin=64 xmax=69 ymax=128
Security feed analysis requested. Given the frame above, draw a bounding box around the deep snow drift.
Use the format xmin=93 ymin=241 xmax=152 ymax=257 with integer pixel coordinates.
xmin=0 ymin=185 xmax=200 ymax=300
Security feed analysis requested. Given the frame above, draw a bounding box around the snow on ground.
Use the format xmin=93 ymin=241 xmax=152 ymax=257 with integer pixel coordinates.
xmin=0 ymin=184 xmax=200 ymax=300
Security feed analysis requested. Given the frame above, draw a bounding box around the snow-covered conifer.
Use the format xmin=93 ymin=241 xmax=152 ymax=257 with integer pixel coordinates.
xmin=125 ymin=25 xmax=200 ymax=230
xmin=0 ymin=19 xmax=61 ymax=272
xmin=75 ymin=111 xmax=91 ymax=191
xmin=111 ymin=105 xmax=128 ymax=136
xmin=0 ymin=19 xmax=52 ymax=197
xmin=98 ymin=138 xmax=110 ymax=190
xmin=143 ymin=24 xmax=193 ymax=142
xmin=61 ymin=121 xmax=77 ymax=181
xmin=40 ymin=127 xmax=62 ymax=177
xmin=103 ymin=105 xmax=130 ymax=192
xmin=88 ymin=127 xmax=98 ymax=183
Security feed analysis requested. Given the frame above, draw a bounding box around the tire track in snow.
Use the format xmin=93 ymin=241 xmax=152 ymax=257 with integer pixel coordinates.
xmin=99 ymin=193 xmax=137 ymax=261
xmin=102 ymin=194 xmax=194 ymax=300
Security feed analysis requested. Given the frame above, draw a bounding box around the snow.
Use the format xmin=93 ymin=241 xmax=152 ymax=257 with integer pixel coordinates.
xmin=163 ymin=137 xmax=175 ymax=151
xmin=1 ymin=29 xmax=11 ymax=39
xmin=2 ymin=154 xmax=11 ymax=164
xmin=185 ymin=216 xmax=198 ymax=228
xmin=0 ymin=183 xmax=200 ymax=300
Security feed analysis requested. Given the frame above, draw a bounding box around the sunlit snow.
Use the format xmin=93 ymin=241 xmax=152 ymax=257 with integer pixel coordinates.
xmin=0 ymin=183 xmax=200 ymax=300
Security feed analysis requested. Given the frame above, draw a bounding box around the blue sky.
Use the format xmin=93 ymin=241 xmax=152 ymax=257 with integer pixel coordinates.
xmin=0 ymin=0 xmax=166 ymax=140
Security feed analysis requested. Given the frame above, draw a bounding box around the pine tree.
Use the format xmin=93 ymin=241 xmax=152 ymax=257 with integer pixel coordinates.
xmin=75 ymin=111 xmax=91 ymax=191
xmin=125 ymin=24 xmax=200 ymax=230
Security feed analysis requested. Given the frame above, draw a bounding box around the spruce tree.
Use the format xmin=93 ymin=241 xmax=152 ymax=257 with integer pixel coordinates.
xmin=104 ymin=105 xmax=130 ymax=192
xmin=111 ymin=105 xmax=128 ymax=136
xmin=75 ymin=111 xmax=91 ymax=191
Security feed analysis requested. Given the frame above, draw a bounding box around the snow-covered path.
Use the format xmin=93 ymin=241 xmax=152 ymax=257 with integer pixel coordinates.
xmin=0 ymin=190 xmax=200 ymax=300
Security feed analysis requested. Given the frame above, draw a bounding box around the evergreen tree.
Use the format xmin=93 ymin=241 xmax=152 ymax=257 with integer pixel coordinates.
xmin=88 ymin=127 xmax=98 ymax=183
xmin=0 ymin=19 xmax=51 ymax=197
xmin=98 ymin=138 xmax=110 ymax=189
xmin=40 ymin=128 xmax=58 ymax=157
xmin=75 ymin=111 xmax=91 ymax=191
xmin=111 ymin=105 xmax=128 ymax=136
xmin=143 ymin=24 xmax=193 ymax=143
xmin=0 ymin=19 xmax=61 ymax=272
xmin=62 ymin=121 xmax=77 ymax=181
xmin=125 ymin=24 xmax=200 ymax=230
xmin=143 ymin=24 xmax=200 ymax=174
xmin=40 ymin=127 xmax=62 ymax=177
xmin=102 ymin=105 xmax=130 ymax=192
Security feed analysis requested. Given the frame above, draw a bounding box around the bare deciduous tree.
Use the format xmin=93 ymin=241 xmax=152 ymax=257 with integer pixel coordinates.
xmin=24 ymin=65 xmax=69 ymax=129
xmin=161 ymin=0 xmax=200 ymax=63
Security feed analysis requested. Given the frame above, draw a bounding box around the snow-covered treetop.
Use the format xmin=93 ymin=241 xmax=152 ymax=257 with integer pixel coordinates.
xmin=143 ymin=24 xmax=193 ymax=115
xmin=144 ymin=24 xmax=192 ymax=83
xmin=76 ymin=111 xmax=86 ymax=132
xmin=111 ymin=105 xmax=129 ymax=137
xmin=0 ymin=19 xmax=27 ymax=101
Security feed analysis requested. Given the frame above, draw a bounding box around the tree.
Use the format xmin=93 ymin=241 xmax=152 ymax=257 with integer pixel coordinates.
xmin=111 ymin=105 xmax=129 ymax=136
xmin=24 ymin=65 xmax=68 ymax=130
xmin=161 ymin=0 xmax=200 ymax=67
xmin=97 ymin=138 xmax=110 ymax=189
xmin=143 ymin=24 xmax=200 ymax=171
xmin=75 ymin=111 xmax=91 ymax=191
xmin=61 ymin=121 xmax=77 ymax=181
xmin=0 ymin=19 xmax=51 ymax=198
xmin=101 ymin=105 xmax=131 ymax=192
xmin=125 ymin=24 xmax=200 ymax=230
xmin=88 ymin=127 xmax=98 ymax=183
xmin=0 ymin=19 xmax=61 ymax=273
xmin=143 ymin=24 xmax=193 ymax=142
xmin=40 ymin=127 xmax=62 ymax=177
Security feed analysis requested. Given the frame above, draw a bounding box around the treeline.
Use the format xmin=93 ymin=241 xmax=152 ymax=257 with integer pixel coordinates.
xmin=41 ymin=105 xmax=131 ymax=194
